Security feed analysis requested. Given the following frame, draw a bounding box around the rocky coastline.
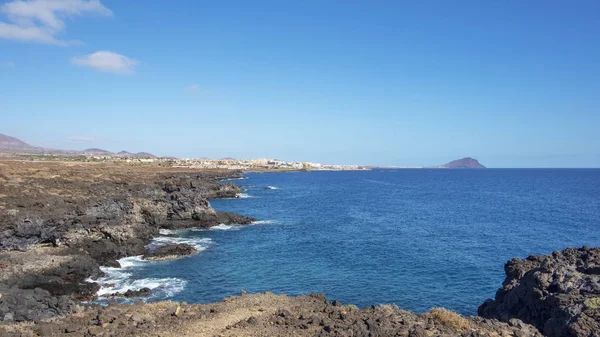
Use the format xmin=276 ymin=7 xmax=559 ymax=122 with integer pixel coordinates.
xmin=0 ymin=161 xmax=254 ymax=322
xmin=1 ymin=161 xmax=599 ymax=336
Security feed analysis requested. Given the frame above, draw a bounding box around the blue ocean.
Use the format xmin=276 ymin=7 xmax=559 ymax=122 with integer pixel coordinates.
xmin=98 ymin=169 xmax=600 ymax=315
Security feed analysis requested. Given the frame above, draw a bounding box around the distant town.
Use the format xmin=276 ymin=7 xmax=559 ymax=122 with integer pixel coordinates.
xmin=0 ymin=133 xmax=485 ymax=170
xmin=171 ymin=158 xmax=368 ymax=171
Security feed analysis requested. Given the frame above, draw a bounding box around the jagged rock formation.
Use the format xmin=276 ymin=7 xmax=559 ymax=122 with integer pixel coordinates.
xmin=479 ymin=247 xmax=600 ymax=337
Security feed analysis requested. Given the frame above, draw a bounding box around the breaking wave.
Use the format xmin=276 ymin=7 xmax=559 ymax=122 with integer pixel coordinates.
xmin=252 ymin=220 xmax=276 ymax=225
xmin=87 ymin=256 xmax=187 ymax=303
xmin=220 ymin=176 xmax=248 ymax=182
xmin=158 ymin=228 xmax=179 ymax=235
xmin=209 ymin=224 xmax=240 ymax=231
xmin=146 ymin=236 xmax=213 ymax=251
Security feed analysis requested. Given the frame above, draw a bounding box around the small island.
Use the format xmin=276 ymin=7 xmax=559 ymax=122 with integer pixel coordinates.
xmin=439 ymin=157 xmax=486 ymax=169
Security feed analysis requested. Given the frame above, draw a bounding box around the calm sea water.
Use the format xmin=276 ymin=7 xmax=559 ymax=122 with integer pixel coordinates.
xmin=101 ymin=169 xmax=600 ymax=315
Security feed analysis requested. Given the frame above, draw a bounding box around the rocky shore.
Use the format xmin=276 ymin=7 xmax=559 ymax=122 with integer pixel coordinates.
xmin=0 ymin=161 xmax=254 ymax=322
xmin=1 ymin=160 xmax=598 ymax=336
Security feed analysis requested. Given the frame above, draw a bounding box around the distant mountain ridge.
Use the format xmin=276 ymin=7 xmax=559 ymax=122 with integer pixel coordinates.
xmin=0 ymin=133 xmax=156 ymax=158
xmin=439 ymin=157 xmax=486 ymax=169
xmin=0 ymin=134 xmax=31 ymax=149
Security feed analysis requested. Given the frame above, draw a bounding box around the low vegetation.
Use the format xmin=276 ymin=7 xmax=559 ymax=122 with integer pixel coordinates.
xmin=423 ymin=307 xmax=472 ymax=331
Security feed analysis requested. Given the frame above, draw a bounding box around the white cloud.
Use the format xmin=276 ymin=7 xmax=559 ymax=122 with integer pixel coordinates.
xmin=185 ymin=84 xmax=201 ymax=93
xmin=71 ymin=51 xmax=138 ymax=74
xmin=0 ymin=0 xmax=112 ymax=45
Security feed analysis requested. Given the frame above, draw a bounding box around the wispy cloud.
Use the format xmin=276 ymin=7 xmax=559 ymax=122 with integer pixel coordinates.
xmin=0 ymin=61 xmax=15 ymax=68
xmin=0 ymin=0 xmax=112 ymax=45
xmin=71 ymin=51 xmax=138 ymax=74
xmin=185 ymin=84 xmax=201 ymax=93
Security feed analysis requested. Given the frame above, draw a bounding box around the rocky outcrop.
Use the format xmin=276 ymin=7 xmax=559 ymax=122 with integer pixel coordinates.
xmin=100 ymin=288 xmax=152 ymax=299
xmin=143 ymin=243 xmax=198 ymax=261
xmin=0 ymin=287 xmax=77 ymax=323
xmin=479 ymin=247 xmax=600 ymax=337
xmin=162 ymin=212 xmax=255 ymax=230
xmin=0 ymin=247 xmax=102 ymax=301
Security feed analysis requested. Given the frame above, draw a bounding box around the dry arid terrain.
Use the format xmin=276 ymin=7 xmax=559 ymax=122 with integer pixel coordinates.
xmin=1 ymin=292 xmax=543 ymax=337
xmin=0 ymin=158 xmax=598 ymax=336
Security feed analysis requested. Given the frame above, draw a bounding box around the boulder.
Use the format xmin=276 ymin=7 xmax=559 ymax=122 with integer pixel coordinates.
xmin=478 ymin=246 xmax=600 ymax=337
xmin=0 ymin=287 xmax=74 ymax=322
xmin=143 ymin=243 xmax=198 ymax=261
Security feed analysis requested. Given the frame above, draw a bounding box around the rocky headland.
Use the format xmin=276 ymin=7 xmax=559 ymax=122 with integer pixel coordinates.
xmin=0 ymin=160 xmax=598 ymax=336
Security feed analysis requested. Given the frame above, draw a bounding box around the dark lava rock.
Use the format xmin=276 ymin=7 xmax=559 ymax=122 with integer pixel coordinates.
xmin=101 ymin=287 xmax=152 ymax=299
xmin=478 ymin=246 xmax=600 ymax=337
xmin=164 ymin=211 xmax=255 ymax=230
xmin=143 ymin=243 xmax=198 ymax=261
xmin=0 ymin=287 xmax=74 ymax=322
xmin=123 ymin=288 xmax=152 ymax=298
xmin=215 ymin=212 xmax=255 ymax=225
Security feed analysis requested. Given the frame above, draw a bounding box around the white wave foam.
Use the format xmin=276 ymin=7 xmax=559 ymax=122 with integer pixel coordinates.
xmin=117 ymin=256 xmax=147 ymax=268
xmin=252 ymin=220 xmax=276 ymax=225
xmin=210 ymin=224 xmax=240 ymax=231
xmin=236 ymin=193 xmax=253 ymax=198
xmin=221 ymin=176 xmax=248 ymax=182
xmin=159 ymin=228 xmax=179 ymax=235
xmin=88 ymin=255 xmax=187 ymax=302
xmin=146 ymin=236 xmax=213 ymax=251
xmin=96 ymin=274 xmax=187 ymax=299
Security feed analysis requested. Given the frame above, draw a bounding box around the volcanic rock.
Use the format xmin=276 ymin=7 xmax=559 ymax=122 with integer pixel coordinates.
xmin=143 ymin=243 xmax=198 ymax=261
xmin=479 ymin=246 xmax=600 ymax=337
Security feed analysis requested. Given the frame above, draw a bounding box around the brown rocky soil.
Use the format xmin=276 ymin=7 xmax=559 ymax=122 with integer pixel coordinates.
xmin=0 ymin=292 xmax=543 ymax=337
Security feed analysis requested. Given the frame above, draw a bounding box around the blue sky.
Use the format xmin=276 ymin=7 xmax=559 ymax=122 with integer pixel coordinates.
xmin=1 ymin=0 xmax=599 ymax=167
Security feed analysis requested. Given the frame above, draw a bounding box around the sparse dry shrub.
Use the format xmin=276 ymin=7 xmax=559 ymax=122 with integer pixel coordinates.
xmin=423 ymin=307 xmax=472 ymax=331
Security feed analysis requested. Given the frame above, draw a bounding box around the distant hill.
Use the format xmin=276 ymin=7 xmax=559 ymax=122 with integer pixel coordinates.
xmin=133 ymin=152 xmax=157 ymax=158
xmin=114 ymin=150 xmax=157 ymax=158
xmin=221 ymin=157 xmax=236 ymax=161
xmin=440 ymin=157 xmax=486 ymax=169
xmin=0 ymin=133 xmax=71 ymax=155
xmin=115 ymin=150 xmax=134 ymax=157
xmin=83 ymin=148 xmax=114 ymax=155
xmin=0 ymin=133 xmax=156 ymax=158
xmin=0 ymin=133 xmax=32 ymax=150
